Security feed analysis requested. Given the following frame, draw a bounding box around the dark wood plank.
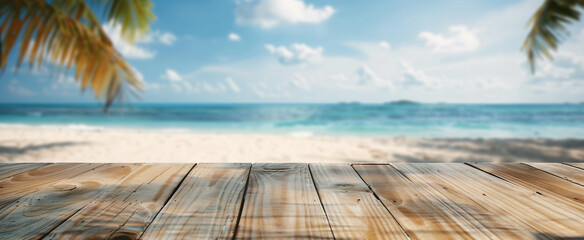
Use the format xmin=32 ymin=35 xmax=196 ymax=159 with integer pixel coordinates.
xmin=236 ymin=163 xmax=334 ymax=239
xmin=392 ymin=163 xmax=584 ymax=239
xmin=310 ymin=163 xmax=409 ymax=240
xmin=0 ymin=164 xmax=147 ymax=240
xmin=141 ymin=163 xmax=250 ymax=240
xmin=527 ymin=162 xmax=584 ymax=185
xmin=0 ymin=163 xmax=48 ymax=180
xmin=354 ymin=164 xmax=533 ymax=240
xmin=43 ymin=164 xmax=193 ymax=240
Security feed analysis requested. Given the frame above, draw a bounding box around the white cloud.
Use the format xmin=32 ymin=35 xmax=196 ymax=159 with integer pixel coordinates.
xmin=251 ymin=85 xmax=267 ymax=98
xmin=225 ymin=77 xmax=241 ymax=92
xmin=557 ymin=28 xmax=584 ymax=70
xmin=289 ymin=74 xmax=311 ymax=90
xmin=400 ymin=61 xmax=440 ymax=87
xmin=355 ymin=65 xmax=395 ymax=90
xmin=174 ymin=1 xmax=584 ymax=103
xmin=192 ymin=82 xmax=228 ymax=94
xmin=158 ymin=32 xmax=177 ymax=46
xmin=165 ymin=77 xmax=241 ymax=94
xmin=379 ymin=41 xmax=390 ymax=49
xmin=144 ymin=82 xmax=162 ymax=90
xmin=171 ymin=83 xmax=183 ymax=92
xmin=534 ymin=63 xmax=575 ymax=80
xmin=476 ymin=77 xmax=513 ymax=90
xmin=161 ymin=69 xmax=183 ymax=82
xmin=228 ymin=33 xmax=241 ymax=41
xmin=419 ymin=25 xmax=480 ymax=54
xmin=474 ymin=0 xmax=540 ymax=48
xmin=103 ymin=22 xmax=156 ymax=59
xmin=7 ymin=79 xmax=34 ymax=96
xmin=139 ymin=30 xmax=178 ymax=46
xmin=250 ymin=81 xmax=281 ymax=98
xmin=202 ymin=82 xmax=216 ymax=92
xmin=265 ymin=43 xmax=323 ymax=65
xmin=236 ymin=0 xmax=335 ymax=29
xmin=102 ymin=22 xmax=177 ymax=59
xmin=186 ymin=41 xmax=537 ymax=102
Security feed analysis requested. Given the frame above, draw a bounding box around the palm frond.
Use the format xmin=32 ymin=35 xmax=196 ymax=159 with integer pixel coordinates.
xmin=522 ymin=0 xmax=584 ymax=73
xmin=0 ymin=0 xmax=154 ymax=110
xmin=102 ymin=0 xmax=155 ymax=43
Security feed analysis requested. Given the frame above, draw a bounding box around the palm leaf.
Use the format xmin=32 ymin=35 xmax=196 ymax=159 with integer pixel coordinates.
xmin=522 ymin=0 xmax=584 ymax=73
xmin=0 ymin=0 xmax=154 ymax=110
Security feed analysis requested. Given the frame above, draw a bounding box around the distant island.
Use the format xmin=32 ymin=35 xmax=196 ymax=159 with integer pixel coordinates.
xmin=337 ymin=101 xmax=362 ymax=105
xmin=336 ymin=100 xmax=421 ymax=105
xmin=383 ymin=100 xmax=421 ymax=105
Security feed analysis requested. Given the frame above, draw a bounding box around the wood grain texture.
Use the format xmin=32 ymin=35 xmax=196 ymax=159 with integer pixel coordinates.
xmin=469 ymin=163 xmax=584 ymax=207
xmin=1 ymin=162 xmax=583 ymax=239
xmin=141 ymin=163 xmax=250 ymax=240
xmin=0 ymin=163 xmax=102 ymax=210
xmin=393 ymin=163 xmax=584 ymax=239
xmin=43 ymin=164 xmax=193 ymax=240
xmin=0 ymin=163 xmax=144 ymax=240
xmin=354 ymin=164 xmax=532 ymax=240
xmin=565 ymin=162 xmax=584 ymax=169
xmin=310 ymin=163 xmax=408 ymax=240
xmin=236 ymin=163 xmax=334 ymax=239
xmin=527 ymin=162 xmax=584 ymax=185
xmin=0 ymin=163 xmax=48 ymax=180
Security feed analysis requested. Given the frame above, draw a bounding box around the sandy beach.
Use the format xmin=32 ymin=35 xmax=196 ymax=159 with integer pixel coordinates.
xmin=1 ymin=126 xmax=583 ymax=163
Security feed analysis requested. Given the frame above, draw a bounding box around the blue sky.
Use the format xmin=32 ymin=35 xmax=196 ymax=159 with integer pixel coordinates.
xmin=2 ymin=0 xmax=584 ymax=104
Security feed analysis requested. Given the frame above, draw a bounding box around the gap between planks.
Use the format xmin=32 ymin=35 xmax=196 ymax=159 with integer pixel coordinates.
xmin=138 ymin=163 xmax=198 ymax=239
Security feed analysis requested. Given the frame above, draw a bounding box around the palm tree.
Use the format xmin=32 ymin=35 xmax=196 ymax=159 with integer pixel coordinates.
xmin=0 ymin=0 xmax=154 ymax=109
xmin=523 ymin=0 xmax=584 ymax=73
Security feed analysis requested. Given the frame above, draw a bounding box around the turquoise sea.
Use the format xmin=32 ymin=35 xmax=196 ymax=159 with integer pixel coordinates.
xmin=1 ymin=103 xmax=583 ymax=138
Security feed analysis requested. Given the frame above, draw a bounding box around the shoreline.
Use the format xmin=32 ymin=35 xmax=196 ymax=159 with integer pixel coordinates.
xmin=1 ymin=126 xmax=583 ymax=164
xmin=1 ymin=122 xmax=583 ymax=140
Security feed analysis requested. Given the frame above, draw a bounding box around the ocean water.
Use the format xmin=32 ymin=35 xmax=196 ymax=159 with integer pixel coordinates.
xmin=1 ymin=103 xmax=584 ymax=138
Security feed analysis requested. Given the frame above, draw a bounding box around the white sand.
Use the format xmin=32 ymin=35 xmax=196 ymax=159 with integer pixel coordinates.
xmin=1 ymin=126 xmax=583 ymax=163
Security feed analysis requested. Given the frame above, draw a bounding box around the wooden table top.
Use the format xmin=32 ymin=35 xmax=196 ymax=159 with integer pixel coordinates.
xmin=0 ymin=162 xmax=583 ymax=239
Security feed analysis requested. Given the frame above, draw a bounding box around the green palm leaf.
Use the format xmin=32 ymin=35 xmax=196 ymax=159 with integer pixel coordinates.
xmin=522 ymin=0 xmax=584 ymax=73
xmin=0 ymin=0 xmax=154 ymax=110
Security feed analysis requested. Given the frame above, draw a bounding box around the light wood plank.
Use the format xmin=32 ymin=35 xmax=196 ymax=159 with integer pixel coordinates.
xmin=0 ymin=163 xmax=48 ymax=180
xmin=354 ymin=164 xmax=533 ymax=240
xmin=310 ymin=163 xmax=409 ymax=240
xmin=0 ymin=163 xmax=146 ymax=240
xmin=0 ymin=163 xmax=103 ymax=209
xmin=393 ymin=163 xmax=584 ymax=239
xmin=236 ymin=163 xmax=333 ymax=239
xmin=527 ymin=162 xmax=584 ymax=185
xmin=141 ymin=163 xmax=250 ymax=240
xmin=470 ymin=163 xmax=584 ymax=206
xmin=43 ymin=164 xmax=193 ymax=240
xmin=565 ymin=162 xmax=584 ymax=169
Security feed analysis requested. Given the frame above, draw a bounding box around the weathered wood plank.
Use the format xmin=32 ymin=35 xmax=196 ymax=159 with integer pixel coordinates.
xmin=141 ymin=163 xmax=250 ymax=240
xmin=0 ymin=163 xmax=48 ymax=180
xmin=527 ymin=162 xmax=584 ymax=185
xmin=0 ymin=163 xmax=146 ymax=240
xmin=354 ymin=164 xmax=533 ymax=240
xmin=0 ymin=163 xmax=103 ymax=210
xmin=393 ymin=163 xmax=584 ymax=239
xmin=470 ymin=163 xmax=584 ymax=206
xmin=236 ymin=163 xmax=334 ymax=239
xmin=565 ymin=162 xmax=584 ymax=169
xmin=43 ymin=164 xmax=193 ymax=240
xmin=310 ymin=163 xmax=409 ymax=240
